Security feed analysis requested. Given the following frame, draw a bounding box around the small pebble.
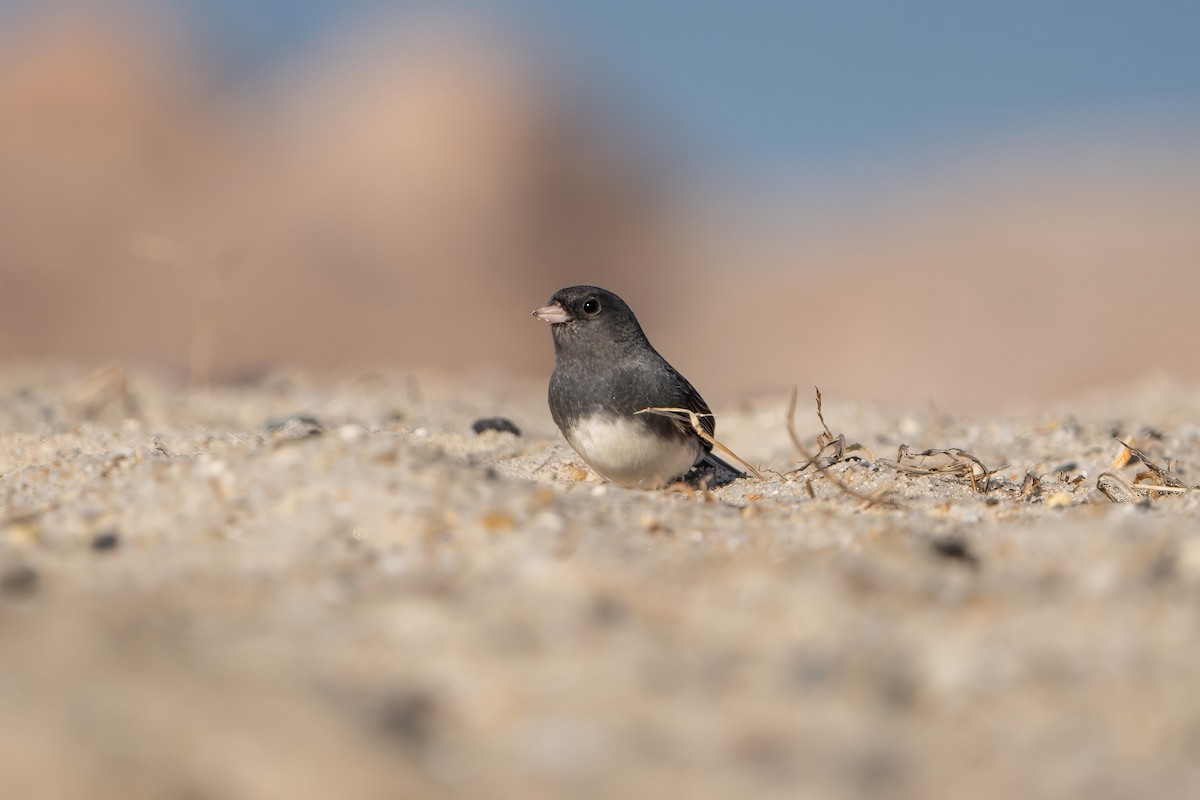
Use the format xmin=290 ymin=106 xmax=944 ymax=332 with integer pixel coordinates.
xmin=930 ymin=536 xmax=980 ymax=568
xmin=1 ymin=564 xmax=39 ymax=596
xmin=338 ymin=424 xmax=368 ymax=443
xmin=1046 ymin=492 xmax=1073 ymax=509
xmin=375 ymin=690 xmax=437 ymax=746
xmin=471 ymin=417 xmax=521 ymax=436
xmin=265 ymin=415 xmax=324 ymax=440
xmin=92 ymin=530 xmax=121 ymax=552
xmin=265 ymin=413 xmax=322 ymax=431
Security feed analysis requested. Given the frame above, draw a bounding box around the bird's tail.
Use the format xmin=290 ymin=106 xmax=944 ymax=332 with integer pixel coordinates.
xmin=684 ymin=450 xmax=745 ymax=488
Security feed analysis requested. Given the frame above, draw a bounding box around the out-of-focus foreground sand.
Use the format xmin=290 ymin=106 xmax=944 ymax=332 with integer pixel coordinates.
xmin=2 ymin=12 xmax=1199 ymax=411
xmin=2 ymin=363 xmax=1200 ymax=799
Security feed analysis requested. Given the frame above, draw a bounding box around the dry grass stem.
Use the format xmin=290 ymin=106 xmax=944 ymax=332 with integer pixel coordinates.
xmin=132 ymin=233 xmax=242 ymax=393
xmin=71 ymin=364 xmax=136 ymax=419
xmin=814 ymin=386 xmax=833 ymax=440
xmin=785 ymin=386 xmax=900 ymax=509
xmin=1097 ymin=471 xmax=1194 ymax=503
xmin=1130 ymin=483 xmax=1190 ymax=493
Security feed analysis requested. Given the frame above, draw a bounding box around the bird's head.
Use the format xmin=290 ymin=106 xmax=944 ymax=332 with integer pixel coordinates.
xmin=532 ymin=285 xmax=646 ymax=353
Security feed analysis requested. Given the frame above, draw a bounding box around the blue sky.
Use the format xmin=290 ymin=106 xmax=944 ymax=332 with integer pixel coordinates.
xmin=14 ymin=1 xmax=1200 ymax=172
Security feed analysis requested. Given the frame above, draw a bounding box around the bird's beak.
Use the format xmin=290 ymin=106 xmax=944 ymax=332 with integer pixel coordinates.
xmin=532 ymin=302 xmax=572 ymax=324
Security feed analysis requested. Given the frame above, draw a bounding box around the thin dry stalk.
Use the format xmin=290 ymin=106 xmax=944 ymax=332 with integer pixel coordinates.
xmin=71 ymin=363 xmax=135 ymax=419
xmin=132 ymin=233 xmax=241 ymax=393
xmin=1097 ymin=471 xmax=1195 ymax=503
xmin=785 ymin=386 xmax=900 ymax=509
xmin=1131 ymin=483 xmax=1189 ymax=494
xmin=814 ymin=386 xmax=833 ymax=440
xmin=0 ymin=501 xmax=61 ymax=529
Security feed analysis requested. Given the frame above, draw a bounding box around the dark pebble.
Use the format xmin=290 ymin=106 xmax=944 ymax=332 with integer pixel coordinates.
xmin=375 ymin=689 xmax=437 ymax=746
xmin=265 ymin=414 xmax=323 ymax=432
xmin=929 ymin=536 xmax=980 ymax=568
xmin=592 ymin=594 xmax=627 ymax=625
xmin=92 ymin=530 xmax=121 ymax=552
xmin=471 ymin=417 xmax=521 ymax=436
xmin=1 ymin=564 xmax=39 ymax=596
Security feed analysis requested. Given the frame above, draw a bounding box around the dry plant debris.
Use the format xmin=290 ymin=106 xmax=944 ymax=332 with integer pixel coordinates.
xmin=784 ymin=385 xmax=1006 ymax=504
xmin=1095 ymin=472 xmax=1142 ymax=504
xmin=879 ymin=445 xmax=1006 ymax=494
xmin=1097 ymin=439 xmax=1195 ymax=502
xmin=71 ymin=364 xmax=138 ymax=420
xmin=785 ymin=387 xmax=899 ymax=509
xmin=776 ymin=388 xmax=1137 ymax=506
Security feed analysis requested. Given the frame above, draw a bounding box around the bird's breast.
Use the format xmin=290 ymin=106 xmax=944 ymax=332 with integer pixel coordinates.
xmin=562 ymin=414 xmax=701 ymax=489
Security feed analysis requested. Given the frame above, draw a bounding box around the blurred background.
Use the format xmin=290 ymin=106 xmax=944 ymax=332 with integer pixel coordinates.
xmin=1 ymin=0 xmax=1198 ymax=411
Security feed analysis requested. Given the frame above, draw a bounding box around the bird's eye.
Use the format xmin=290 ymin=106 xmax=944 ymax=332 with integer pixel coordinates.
xmin=582 ymin=299 xmax=601 ymax=316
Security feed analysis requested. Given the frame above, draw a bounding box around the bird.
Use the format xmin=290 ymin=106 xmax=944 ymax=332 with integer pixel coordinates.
xmin=532 ymin=285 xmax=743 ymax=489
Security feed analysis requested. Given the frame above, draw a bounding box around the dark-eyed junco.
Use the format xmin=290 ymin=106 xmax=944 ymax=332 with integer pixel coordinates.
xmin=533 ymin=285 xmax=742 ymax=489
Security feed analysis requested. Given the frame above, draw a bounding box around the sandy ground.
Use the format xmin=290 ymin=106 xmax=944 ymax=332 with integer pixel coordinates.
xmin=2 ymin=361 xmax=1199 ymax=800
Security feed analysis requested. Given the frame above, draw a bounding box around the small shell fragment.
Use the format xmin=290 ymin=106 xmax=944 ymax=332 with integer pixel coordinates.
xmin=1096 ymin=472 xmax=1139 ymax=504
xmin=1110 ymin=440 xmax=1133 ymax=470
xmin=1045 ymin=492 xmax=1073 ymax=509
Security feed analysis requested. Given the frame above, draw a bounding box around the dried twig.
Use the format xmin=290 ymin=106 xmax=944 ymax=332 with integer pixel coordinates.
xmin=1097 ymin=439 xmax=1194 ymax=502
xmin=0 ymin=502 xmax=61 ymax=529
xmin=784 ymin=386 xmax=900 ymax=509
xmin=1096 ymin=473 xmax=1195 ymax=502
xmin=71 ymin=363 xmax=137 ymax=419
xmin=1115 ymin=439 xmax=1187 ymax=490
xmin=814 ymin=386 xmax=833 ymax=440
xmin=1019 ymin=472 xmax=1043 ymax=500
xmin=132 ymin=233 xmax=242 ymax=392
xmin=1131 ymin=483 xmax=1189 ymax=494
xmin=880 ymin=445 xmax=1005 ymax=493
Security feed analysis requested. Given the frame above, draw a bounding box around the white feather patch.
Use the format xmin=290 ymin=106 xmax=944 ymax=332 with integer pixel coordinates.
xmin=564 ymin=415 xmax=701 ymax=489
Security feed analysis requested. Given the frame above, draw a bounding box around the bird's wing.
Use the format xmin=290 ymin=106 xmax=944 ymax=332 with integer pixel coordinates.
xmin=664 ymin=366 xmax=716 ymax=443
xmin=656 ymin=364 xmax=744 ymax=482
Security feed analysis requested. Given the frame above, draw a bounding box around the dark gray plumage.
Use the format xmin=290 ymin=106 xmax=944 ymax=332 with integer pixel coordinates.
xmin=532 ymin=285 xmax=741 ymax=489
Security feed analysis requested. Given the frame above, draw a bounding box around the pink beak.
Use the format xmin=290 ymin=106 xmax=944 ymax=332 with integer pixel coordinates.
xmin=532 ymin=303 xmax=572 ymax=324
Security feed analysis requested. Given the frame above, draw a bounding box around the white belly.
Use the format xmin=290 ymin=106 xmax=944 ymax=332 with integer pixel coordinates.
xmin=564 ymin=416 xmax=701 ymax=489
